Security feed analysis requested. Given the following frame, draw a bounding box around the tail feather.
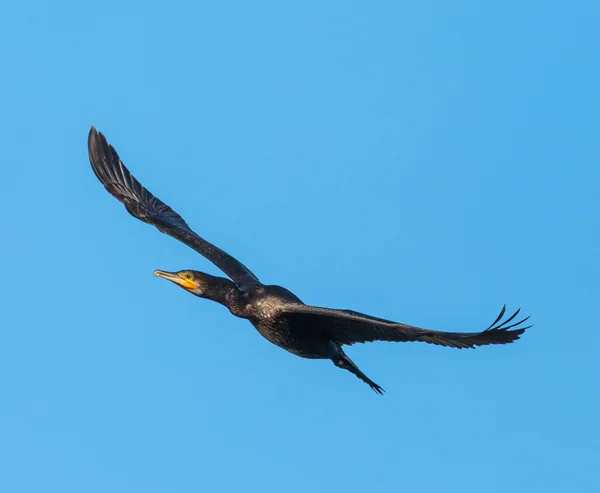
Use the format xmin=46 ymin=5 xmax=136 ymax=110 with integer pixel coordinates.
xmin=334 ymin=351 xmax=385 ymax=395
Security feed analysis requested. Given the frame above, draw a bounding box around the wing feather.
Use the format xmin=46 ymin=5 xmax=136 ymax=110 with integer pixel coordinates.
xmin=282 ymin=304 xmax=530 ymax=349
xmin=88 ymin=126 xmax=259 ymax=288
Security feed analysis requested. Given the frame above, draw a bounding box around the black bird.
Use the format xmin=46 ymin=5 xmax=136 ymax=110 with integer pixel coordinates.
xmin=88 ymin=127 xmax=531 ymax=394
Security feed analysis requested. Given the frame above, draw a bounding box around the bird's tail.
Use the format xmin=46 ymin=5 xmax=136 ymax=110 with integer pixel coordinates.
xmin=334 ymin=350 xmax=385 ymax=395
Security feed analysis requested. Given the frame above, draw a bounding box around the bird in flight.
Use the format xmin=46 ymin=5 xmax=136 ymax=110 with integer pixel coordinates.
xmin=88 ymin=126 xmax=531 ymax=394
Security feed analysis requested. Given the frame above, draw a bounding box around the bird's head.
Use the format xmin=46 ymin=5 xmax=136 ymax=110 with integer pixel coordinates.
xmin=153 ymin=269 xmax=208 ymax=297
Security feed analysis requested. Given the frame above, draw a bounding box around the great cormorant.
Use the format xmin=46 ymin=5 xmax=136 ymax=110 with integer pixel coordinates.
xmin=88 ymin=126 xmax=531 ymax=394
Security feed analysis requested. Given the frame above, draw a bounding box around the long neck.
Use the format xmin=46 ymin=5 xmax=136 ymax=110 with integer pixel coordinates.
xmin=199 ymin=275 xmax=246 ymax=317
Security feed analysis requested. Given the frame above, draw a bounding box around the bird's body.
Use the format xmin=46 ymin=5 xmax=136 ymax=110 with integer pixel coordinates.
xmin=88 ymin=126 xmax=531 ymax=394
xmin=176 ymin=276 xmax=317 ymax=357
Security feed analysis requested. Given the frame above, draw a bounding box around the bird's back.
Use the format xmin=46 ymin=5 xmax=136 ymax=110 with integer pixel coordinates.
xmin=244 ymin=285 xmax=331 ymax=358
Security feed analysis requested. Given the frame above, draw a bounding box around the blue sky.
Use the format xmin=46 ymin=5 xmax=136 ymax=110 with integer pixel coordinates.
xmin=1 ymin=1 xmax=598 ymax=492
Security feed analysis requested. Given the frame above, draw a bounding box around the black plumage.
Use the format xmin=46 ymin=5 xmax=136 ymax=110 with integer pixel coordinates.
xmin=88 ymin=126 xmax=531 ymax=394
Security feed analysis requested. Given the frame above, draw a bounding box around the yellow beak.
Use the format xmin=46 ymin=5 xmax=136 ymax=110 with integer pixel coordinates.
xmin=153 ymin=270 xmax=196 ymax=291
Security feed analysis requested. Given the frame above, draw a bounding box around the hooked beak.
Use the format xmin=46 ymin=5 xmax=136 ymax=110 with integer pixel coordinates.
xmin=153 ymin=270 xmax=196 ymax=291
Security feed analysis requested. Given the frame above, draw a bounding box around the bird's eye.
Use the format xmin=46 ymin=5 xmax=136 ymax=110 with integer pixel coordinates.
xmin=185 ymin=273 xmax=192 ymax=279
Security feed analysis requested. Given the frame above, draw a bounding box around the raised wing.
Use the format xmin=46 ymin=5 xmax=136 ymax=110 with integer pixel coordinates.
xmin=88 ymin=126 xmax=260 ymax=289
xmin=283 ymin=304 xmax=531 ymax=349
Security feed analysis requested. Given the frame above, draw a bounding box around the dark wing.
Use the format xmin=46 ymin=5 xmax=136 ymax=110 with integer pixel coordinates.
xmin=283 ymin=304 xmax=531 ymax=349
xmin=88 ymin=126 xmax=259 ymax=288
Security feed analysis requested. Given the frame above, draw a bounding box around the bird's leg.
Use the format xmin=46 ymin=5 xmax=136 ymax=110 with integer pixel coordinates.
xmin=327 ymin=342 xmax=385 ymax=395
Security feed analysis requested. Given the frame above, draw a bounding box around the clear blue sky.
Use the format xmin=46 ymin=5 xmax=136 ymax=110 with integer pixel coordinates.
xmin=1 ymin=1 xmax=598 ymax=492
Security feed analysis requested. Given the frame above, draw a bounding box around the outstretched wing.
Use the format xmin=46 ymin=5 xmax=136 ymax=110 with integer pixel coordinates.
xmin=88 ymin=126 xmax=259 ymax=288
xmin=283 ymin=304 xmax=531 ymax=349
